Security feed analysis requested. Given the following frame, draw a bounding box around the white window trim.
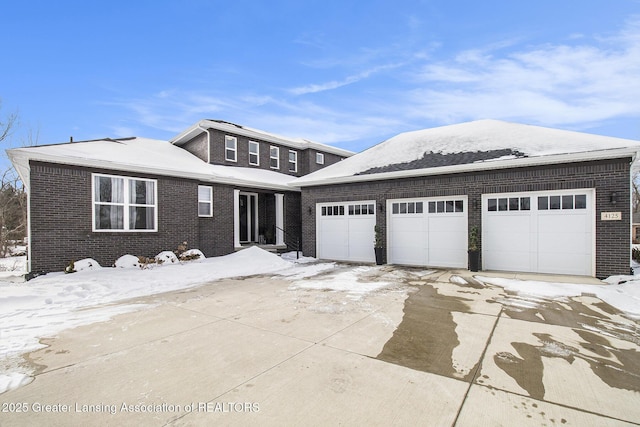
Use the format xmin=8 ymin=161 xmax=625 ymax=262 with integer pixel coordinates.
xmin=249 ymin=141 xmax=260 ymax=166
xmin=316 ymin=152 xmax=325 ymax=165
xmin=198 ymin=185 xmax=213 ymax=217
xmin=288 ymin=150 xmax=298 ymax=172
xmin=92 ymin=173 xmax=158 ymax=232
xmin=225 ymin=135 xmax=237 ymax=162
xmin=270 ymin=145 xmax=280 ymax=169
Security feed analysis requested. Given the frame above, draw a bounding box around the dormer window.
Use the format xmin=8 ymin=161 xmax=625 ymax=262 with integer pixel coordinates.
xmin=316 ymin=152 xmax=325 ymax=165
xmin=249 ymin=141 xmax=259 ymax=165
xmin=225 ymin=136 xmax=237 ymax=162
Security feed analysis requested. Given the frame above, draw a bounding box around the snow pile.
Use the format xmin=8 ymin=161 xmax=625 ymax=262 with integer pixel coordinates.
xmin=114 ymin=254 xmax=142 ymax=269
xmin=477 ymin=275 xmax=640 ymax=318
xmin=0 ymin=247 xmax=292 ymax=394
xmin=156 ymin=251 xmax=179 ymax=264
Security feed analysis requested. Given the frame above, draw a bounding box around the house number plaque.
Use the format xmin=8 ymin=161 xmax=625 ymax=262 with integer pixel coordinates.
xmin=601 ymin=212 xmax=622 ymax=221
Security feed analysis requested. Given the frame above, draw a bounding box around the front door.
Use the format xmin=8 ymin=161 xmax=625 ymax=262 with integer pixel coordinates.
xmin=239 ymin=193 xmax=258 ymax=243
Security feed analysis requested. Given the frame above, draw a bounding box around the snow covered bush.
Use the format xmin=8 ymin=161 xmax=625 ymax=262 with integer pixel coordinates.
xmin=180 ymin=249 xmax=204 ymax=261
xmin=156 ymin=251 xmax=179 ymax=264
xmin=74 ymin=258 xmax=102 ymax=272
xmin=114 ymin=254 xmax=142 ymax=269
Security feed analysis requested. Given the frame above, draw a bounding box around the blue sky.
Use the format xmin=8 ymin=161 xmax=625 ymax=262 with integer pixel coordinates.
xmin=1 ymin=0 xmax=639 ymax=153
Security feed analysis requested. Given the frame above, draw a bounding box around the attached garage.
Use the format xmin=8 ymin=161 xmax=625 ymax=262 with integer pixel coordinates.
xmin=387 ymin=196 xmax=468 ymax=268
xmin=316 ymin=201 xmax=376 ymax=263
xmin=482 ymin=190 xmax=595 ymax=276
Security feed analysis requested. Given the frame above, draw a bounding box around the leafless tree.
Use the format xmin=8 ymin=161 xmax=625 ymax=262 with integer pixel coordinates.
xmin=0 ymin=99 xmax=27 ymax=257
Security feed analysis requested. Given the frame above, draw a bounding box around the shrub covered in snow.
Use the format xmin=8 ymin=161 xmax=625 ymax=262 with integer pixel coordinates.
xmin=156 ymin=251 xmax=179 ymax=264
xmin=180 ymin=249 xmax=204 ymax=261
xmin=114 ymin=254 xmax=142 ymax=269
xmin=74 ymin=258 xmax=102 ymax=272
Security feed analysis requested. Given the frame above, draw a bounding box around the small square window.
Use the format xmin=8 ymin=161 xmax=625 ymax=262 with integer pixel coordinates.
xmin=368 ymin=204 xmax=375 ymax=214
xmin=393 ymin=203 xmax=399 ymax=214
xmin=316 ymin=153 xmax=324 ymax=165
xmin=455 ymin=200 xmax=464 ymax=212
xmin=322 ymin=206 xmax=327 ymax=216
xmin=416 ymin=202 xmax=423 ymax=213
xmin=408 ymin=202 xmax=415 ymax=214
xmin=355 ymin=205 xmax=361 ymax=215
xmin=339 ymin=206 xmax=345 ymax=215
xmin=538 ymin=196 xmax=548 ymax=210
xmin=550 ymin=196 xmax=561 ymax=210
xmin=445 ymin=200 xmax=454 ymax=212
xmin=429 ymin=201 xmax=436 ymax=213
xmin=562 ymin=195 xmax=574 ymax=209
xmin=498 ymin=198 xmax=508 ymax=211
xmin=437 ymin=201 xmax=445 ymax=213
xmin=575 ymin=194 xmax=587 ymax=209
xmin=400 ymin=203 xmax=407 ymax=214
xmin=520 ymin=197 xmax=530 ymax=210
xmin=509 ymin=198 xmax=519 ymax=211
xmin=488 ymin=199 xmax=497 ymax=211
xmin=349 ymin=205 xmax=354 ymax=215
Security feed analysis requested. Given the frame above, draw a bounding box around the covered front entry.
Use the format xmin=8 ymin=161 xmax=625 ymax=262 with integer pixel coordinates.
xmin=482 ymin=189 xmax=595 ymax=276
xmin=316 ymin=201 xmax=376 ymax=263
xmin=387 ymin=196 xmax=468 ymax=268
xmin=234 ymin=190 xmax=284 ymax=248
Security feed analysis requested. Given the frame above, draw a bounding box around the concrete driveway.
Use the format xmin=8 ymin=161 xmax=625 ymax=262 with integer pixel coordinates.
xmin=0 ymin=265 xmax=638 ymax=426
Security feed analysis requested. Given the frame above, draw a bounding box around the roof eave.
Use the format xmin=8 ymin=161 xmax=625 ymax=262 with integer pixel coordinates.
xmin=9 ymin=149 xmax=300 ymax=193
xmin=171 ymin=120 xmax=354 ymax=157
xmin=295 ymin=147 xmax=640 ymax=188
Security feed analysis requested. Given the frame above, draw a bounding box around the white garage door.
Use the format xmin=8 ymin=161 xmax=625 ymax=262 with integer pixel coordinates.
xmin=316 ymin=201 xmax=376 ymax=263
xmin=482 ymin=190 xmax=594 ymax=276
xmin=388 ymin=196 xmax=468 ymax=268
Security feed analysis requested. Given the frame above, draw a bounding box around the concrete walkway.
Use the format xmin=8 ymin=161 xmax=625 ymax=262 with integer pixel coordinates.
xmin=0 ymin=266 xmax=638 ymax=426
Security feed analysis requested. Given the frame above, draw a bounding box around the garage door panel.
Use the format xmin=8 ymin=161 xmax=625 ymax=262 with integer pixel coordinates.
xmin=483 ymin=191 xmax=594 ymax=276
xmin=317 ymin=202 xmax=376 ymax=263
xmin=388 ymin=197 xmax=467 ymax=268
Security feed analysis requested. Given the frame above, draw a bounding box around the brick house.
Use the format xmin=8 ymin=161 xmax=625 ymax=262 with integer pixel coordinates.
xmin=8 ymin=119 xmax=353 ymax=274
xmin=9 ymin=119 xmax=640 ymax=278
xmin=295 ymin=120 xmax=640 ymax=279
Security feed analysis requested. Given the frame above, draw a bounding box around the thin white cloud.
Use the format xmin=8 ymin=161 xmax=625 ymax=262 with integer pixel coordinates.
xmin=407 ymin=17 xmax=640 ymax=127
xmin=289 ymin=63 xmax=402 ymax=95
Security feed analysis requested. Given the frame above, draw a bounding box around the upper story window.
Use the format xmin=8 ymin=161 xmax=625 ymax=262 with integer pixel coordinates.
xmin=288 ymin=150 xmax=298 ymax=172
xmin=316 ymin=152 xmax=325 ymax=165
xmin=198 ymin=185 xmax=213 ymax=217
xmin=225 ymin=136 xmax=237 ymax=162
xmin=249 ymin=141 xmax=259 ymax=166
xmin=93 ymin=173 xmax=157 ymax=232
xmin=270 ymin=146 xmax=280 ymax=169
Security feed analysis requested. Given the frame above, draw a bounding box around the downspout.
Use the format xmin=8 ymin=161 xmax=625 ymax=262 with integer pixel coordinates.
xmin=196 ymin=122 xmax=211 ymax=164
xmin=630 ymin=151 xmax=640 ymax=273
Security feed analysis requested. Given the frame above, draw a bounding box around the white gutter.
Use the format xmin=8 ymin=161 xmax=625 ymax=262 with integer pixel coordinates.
xmin=293 ymin=147 xmax=640 ymax=188
xmin=196 ymin=122 xmax=211 ymax=163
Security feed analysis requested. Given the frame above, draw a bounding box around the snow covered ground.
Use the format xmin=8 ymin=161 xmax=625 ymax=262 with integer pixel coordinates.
xmin=1 ymin=247 xmax=639 ymax=395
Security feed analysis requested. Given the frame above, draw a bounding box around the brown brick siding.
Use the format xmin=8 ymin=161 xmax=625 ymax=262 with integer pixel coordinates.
xmin=301 ymin=159 xmax=632 ymax=278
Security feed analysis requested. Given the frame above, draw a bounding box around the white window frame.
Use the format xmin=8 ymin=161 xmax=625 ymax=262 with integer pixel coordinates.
xmin=92 ymin=173 xmax=157 ymax=232
xmin=288 ymin=150 xmax=298 ymax=172
xmin=270 ymin=145 xmax=280 ymax=169
xmin=248 ymin=141 xmax=260 ymax=166
xmin=198 ymin=185 xmax=213 ymax=217
xmin=316 ymin=152 xmax=325 ymax=165
xmin=225 ymin=135 xmax=237 ymax=162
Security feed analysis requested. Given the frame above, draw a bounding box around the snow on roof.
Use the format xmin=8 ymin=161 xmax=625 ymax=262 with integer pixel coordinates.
xmin=8 ymin=137 xmax=299 ymax=191
xmin=295 ymin=120 xmax=640 ymax=186
xmin=171 ymin=119 xmax=355 ymax=158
